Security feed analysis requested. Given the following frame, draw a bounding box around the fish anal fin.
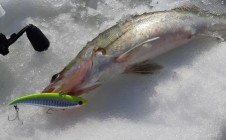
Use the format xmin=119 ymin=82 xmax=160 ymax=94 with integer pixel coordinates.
xmin=125 ymin=61 xmax=163 ymax=74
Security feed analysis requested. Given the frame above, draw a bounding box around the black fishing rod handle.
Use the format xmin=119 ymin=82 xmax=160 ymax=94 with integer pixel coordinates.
xmin=0 ymin=33 xmax=9 ymax=55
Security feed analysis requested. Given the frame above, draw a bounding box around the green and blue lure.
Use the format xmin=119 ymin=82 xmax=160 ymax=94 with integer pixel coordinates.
xmin=8 ymin=93 xmax=87 ymax=122
xmin=8 ymin=93 xmax=87 ymax=109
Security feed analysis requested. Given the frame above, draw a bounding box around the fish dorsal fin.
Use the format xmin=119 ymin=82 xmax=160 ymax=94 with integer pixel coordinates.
xmin=171 ymin=5 xmax=220 ymax=17
xmin=172 ymin=5 xmax=202 ymax=13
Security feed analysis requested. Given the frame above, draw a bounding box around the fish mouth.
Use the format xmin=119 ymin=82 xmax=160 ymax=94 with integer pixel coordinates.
xmin=42 ymin=63 xmax=92 ymax=95
xmin=42 ymin=82 xmax=101 ymax=96
xmin=42 ymin=85 xmax=59 ymax=93
xmin=42 ymin=82 xmax=67 ymax=94
xmin=70 ymin=81 xmax=102 ymax=96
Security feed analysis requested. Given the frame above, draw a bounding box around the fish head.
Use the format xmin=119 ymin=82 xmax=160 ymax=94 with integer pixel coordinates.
xmin=42 ymin=72 xmax=66 ymax=93
xmin=42 ymin=52 xmax=97 ymax=96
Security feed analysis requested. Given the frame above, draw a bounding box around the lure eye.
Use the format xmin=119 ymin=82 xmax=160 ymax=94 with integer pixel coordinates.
xmin=50 ymin=73 xmax=60 ymax=83
xmin=78 ymin=101 xmax=83 ymax=105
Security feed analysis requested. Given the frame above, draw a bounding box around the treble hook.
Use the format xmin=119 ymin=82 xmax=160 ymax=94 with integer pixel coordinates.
xmin=46 ymin=108 xmax=60 ymax=114
xmin=8 ymin=105 xmax=20 ymax=121
xmin=46 ymin=108 xmax=66 ymax=114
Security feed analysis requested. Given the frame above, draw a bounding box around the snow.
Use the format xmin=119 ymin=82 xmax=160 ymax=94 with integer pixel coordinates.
xmin=1 ymin=0 xmax=226 ymax=140
xmin=0 ymin=4 xmax=4 ymax=17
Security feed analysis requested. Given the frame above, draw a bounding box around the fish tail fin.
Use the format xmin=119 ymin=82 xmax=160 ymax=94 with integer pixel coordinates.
xmin=209 ymin=10 xmax=226 ymax=38
xmin=216 ymin=30 xmax=226 ymax=41
xmin=202 ymin=25 xmax=226 ymax=41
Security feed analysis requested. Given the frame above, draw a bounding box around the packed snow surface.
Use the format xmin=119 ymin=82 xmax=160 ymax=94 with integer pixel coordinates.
xmin=0 ymin=4 xmax=4 ymax=17
xmin=1 ymin=0 xmax=226 ymax=140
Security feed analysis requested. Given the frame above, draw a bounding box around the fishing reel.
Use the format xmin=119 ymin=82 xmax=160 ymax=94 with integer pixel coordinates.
xmin=0 ymin=24 xmax=50 ymax=56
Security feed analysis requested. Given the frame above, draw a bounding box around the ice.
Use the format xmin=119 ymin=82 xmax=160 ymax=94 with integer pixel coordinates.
xmin=1 ymin=0 xmax=226 ymax=140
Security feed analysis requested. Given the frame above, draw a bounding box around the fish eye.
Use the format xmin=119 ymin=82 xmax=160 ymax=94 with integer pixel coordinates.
xmin=50 ymin=73 xmax=60 ymax=83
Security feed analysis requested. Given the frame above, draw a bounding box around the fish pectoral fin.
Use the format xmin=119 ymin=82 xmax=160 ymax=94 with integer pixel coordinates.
xmin=116 ymin=37 xmax=160 ymax=63
xmin=124 ymin=61 xmax=163 ymax=74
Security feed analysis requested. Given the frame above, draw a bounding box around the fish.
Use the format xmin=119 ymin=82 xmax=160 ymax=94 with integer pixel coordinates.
xmin=42 ymin=5 xmax=226 ymax=96
xmin=8 ymin=93 xmax=87 ymax=109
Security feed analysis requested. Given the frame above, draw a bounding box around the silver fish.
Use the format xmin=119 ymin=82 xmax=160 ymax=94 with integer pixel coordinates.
xmin=42 ymin=5 xmax=226 ymax=96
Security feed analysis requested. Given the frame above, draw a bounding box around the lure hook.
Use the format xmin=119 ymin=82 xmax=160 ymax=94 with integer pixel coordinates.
xmin=8 ymin=105 xmax=20 ymax=121
xmin=46 ymin=108 xmax=53 ymax=114
xmin=46 ymin=108 xmax=60 ymax=114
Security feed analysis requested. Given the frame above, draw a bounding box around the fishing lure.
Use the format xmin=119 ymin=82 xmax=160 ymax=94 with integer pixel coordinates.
xmin=8 ymin=93 xmax=87 ymax=108
xmin=8 ymin=93 xmax=87 ymax=121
